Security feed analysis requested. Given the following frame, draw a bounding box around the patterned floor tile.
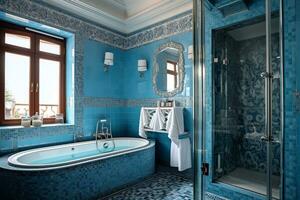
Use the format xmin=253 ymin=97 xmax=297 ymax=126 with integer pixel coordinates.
xmin=101 ymin=171 xmax=193 ymax=200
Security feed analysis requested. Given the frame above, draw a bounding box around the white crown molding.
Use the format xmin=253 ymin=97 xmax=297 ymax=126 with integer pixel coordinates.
xmin=126 ymin=0 xmax=192 ymax=33
xmin=42 ymin=0 xmax=126 ymax=33
xmin=41 ymin=0 xmax=192 ymax=34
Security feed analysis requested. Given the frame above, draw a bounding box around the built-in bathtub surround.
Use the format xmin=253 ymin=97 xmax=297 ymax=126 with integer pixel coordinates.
xmin=0 ymin=140 xmax=155 ymax=200
xmin=8 ymin=138 xmax=149 ymax=168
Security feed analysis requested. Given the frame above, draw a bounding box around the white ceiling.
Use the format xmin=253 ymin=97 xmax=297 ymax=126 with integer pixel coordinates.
xmin=42 ymin=0 xmax=192 ymax=34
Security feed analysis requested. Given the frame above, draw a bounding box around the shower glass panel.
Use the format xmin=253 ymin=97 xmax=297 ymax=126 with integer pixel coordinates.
xmin=270 ymin=0 xmax=282 ymax=199
xmin=211 ymin=1 xmax=282 ymax=199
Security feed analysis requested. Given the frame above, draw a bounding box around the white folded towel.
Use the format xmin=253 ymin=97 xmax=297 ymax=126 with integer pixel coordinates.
xmin=149 ymin=107 xmax=164 ymax=130
xmin=139 ymin=107 xmax=148 ymax=138
xmin=166 ymin=107 xmax=184 ymax=145
xmin=170 ymin=138 xmax=192 ymax=171
xmin=166 ymin=107 xmax=191 ymax=171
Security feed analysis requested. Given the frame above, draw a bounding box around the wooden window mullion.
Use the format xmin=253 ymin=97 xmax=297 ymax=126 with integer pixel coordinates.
xmin=32 ymin=34 xmax=39 ymax=116
xmin=0 ymin=29 xmax=4 ymax=124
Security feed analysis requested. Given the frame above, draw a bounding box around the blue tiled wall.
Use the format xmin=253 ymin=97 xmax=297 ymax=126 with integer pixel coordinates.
xmin=297 ymin=1 xmax=300 ymax=199
xmin=0 ymin=0 xmax=193 ymax=160
xmin=283 ymin=0 xmax=298 ymax=199
xmin=123 ymin=32 xmax=193 ymax=99
xmin=123 ymin=31 xmax=193 ymax=165
xmin=83 ymin=39 xmax=125 ymax=98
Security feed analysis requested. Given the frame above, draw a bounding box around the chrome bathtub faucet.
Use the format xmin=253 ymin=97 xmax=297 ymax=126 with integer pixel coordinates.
xmin=94 ymin=118 xmax=114 ymax=150
xmin=95 ymin=119 xmax=112 ymax=139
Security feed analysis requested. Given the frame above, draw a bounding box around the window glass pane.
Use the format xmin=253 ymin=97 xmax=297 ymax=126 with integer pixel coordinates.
xmin=39 ymin=40 xmax=61 ymax=55
xmin=167 ymin=62 xmax=175 ymax=71
xmin=39 ymin=59 xmax=60 ymax=118
xmin=167 ymin=73 xmax=175 ymax=91
xmin=5 ymin=33 xmax=31 ymax=49
xmin=5 ymin=52 xmax=30 ymax=119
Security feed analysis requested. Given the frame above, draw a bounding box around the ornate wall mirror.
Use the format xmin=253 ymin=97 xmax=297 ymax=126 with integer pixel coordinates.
xmin=152 ymin=41 xmax=185 ymax=97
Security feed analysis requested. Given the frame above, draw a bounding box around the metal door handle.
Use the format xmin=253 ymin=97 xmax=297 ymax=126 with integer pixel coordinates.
xmin=261 ymin=135 xmax=274 ymax=142
xmin=261 ymin=72 xmax=273 ymax=79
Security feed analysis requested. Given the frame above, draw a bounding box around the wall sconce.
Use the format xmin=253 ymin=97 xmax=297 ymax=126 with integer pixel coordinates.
xmin=138 ymin=59 xmax=147 ymax=77
xmin=188 ymin=45 xmax=193 ymax=60
xmin=104 ymin=52 xmax=114 ymax=72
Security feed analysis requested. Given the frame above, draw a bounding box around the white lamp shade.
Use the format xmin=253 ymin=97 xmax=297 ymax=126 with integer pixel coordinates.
xmin=104 ymin=52 xmax=114 ymax=66
xmin=138 ymin=59 xmax=147 ymax=72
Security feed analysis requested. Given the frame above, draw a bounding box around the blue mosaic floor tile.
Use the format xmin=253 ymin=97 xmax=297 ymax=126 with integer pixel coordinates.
xmin=101 ymin=171 xmax=193 ymax=200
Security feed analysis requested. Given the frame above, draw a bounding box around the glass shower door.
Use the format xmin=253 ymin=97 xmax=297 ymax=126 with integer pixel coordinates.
xmin=194 ymin=0 xmax=283 ymax=199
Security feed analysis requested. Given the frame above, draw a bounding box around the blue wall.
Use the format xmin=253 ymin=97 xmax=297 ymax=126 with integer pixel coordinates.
xmin=123 ymin=32 xmax=193 ymax=99
xmin=283 ymin=0 xmax=299 ymax=199
xmin=81 ymin=32 xmax=193 ymax=166
xmin=83 ymin=40 xmax=125 ymax=98
xmin=123 ymin=31 xmax=193 ymax=165
xmin=295 ymin=0 xmax=300 ymax=199
xmin=0 ymin=0 xmax=193 ymax=170
xmin=82 ymin=39 xmax=127 ymax=138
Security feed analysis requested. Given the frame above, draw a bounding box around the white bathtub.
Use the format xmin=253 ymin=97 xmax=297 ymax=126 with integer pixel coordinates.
xmin=8 ymin=137 xmax=149 ymax=169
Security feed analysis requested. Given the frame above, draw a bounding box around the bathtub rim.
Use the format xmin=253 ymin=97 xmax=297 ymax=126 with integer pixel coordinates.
xmin=1 ymin=137 xmax=154 ymax=172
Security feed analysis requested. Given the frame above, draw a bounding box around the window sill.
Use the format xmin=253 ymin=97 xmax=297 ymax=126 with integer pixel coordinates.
xmin=0 ymin=123 xmax=74 ymax=130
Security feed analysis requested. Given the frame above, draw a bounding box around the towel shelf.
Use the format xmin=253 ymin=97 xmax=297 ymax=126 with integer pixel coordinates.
xmin=142 ymin=107 xmax=183 ymax=110
xmin=144 ymin=128 xmax=189 ymax=139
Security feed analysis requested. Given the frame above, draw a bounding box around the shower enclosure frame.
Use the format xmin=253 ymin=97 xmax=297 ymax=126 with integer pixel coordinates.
xmin=193 ymin=0 xmax=285 ymax=199
xmin=193 ymin=0 xmax=205 ymax=199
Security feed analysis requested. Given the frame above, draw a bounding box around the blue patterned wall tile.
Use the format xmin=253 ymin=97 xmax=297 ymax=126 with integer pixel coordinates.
xmin=283 ymin=0 xmax=298 ymax=199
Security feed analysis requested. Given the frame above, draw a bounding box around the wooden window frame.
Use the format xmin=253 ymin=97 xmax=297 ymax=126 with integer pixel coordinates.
xmin=0 ymin=21 xmax=66 ymax=126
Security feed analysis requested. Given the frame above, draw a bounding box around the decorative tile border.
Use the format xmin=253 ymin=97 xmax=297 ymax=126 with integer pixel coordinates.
xmin=82 ymin=97 xmax=127 ymax=107
xmin=0 ymin=124 xmax=74 ymax=140
xmin=124 ymin=13 xmax=193 ymax=49
xmin=82 ymin=97 xmax=192 ymax=108
xmin=126 ymin=97 xmax=192 ymax=108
